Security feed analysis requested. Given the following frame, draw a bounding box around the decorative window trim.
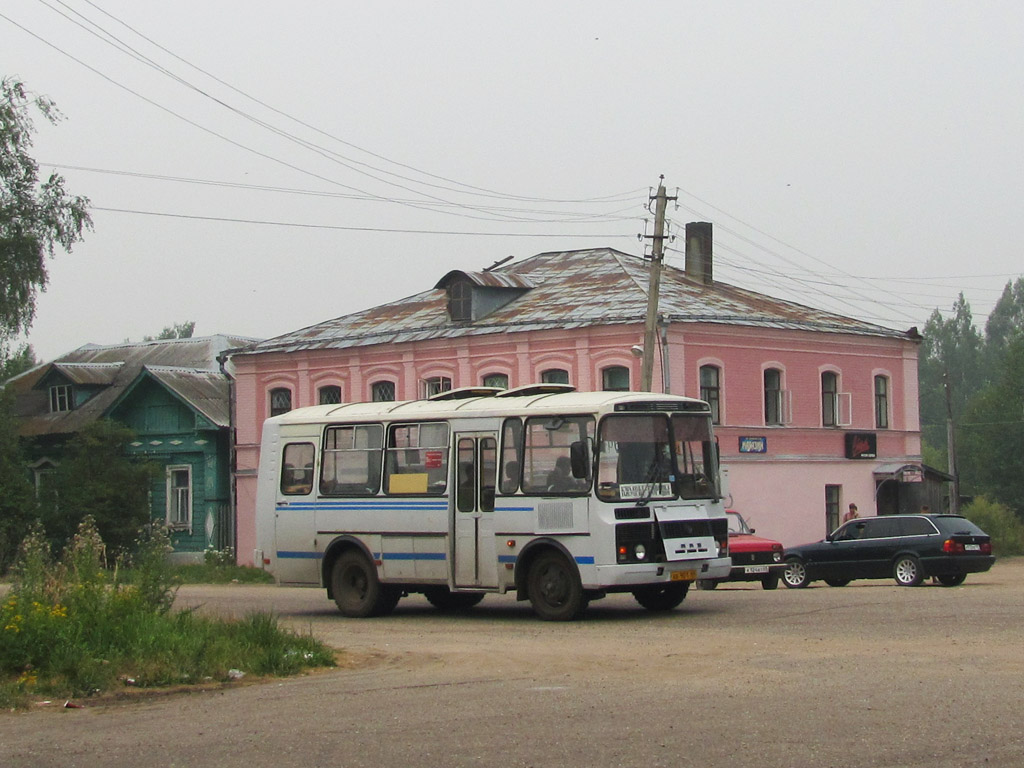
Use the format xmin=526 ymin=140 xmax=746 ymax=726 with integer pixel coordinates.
xmin=166 ymin=464 xmax=193 ymax=532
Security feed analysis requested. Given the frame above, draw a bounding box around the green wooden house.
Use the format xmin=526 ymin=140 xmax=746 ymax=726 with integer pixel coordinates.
xmin=8 ymin=335 xmax=256 ymax=562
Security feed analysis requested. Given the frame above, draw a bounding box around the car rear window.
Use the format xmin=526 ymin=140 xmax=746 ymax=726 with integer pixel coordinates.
xmin=898 ymin=517 xmax=937 ymax=536
xmin=932 ymin=516 xmax=988 ymax=536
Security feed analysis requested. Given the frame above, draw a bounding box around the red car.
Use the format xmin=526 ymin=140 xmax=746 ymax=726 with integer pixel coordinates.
xmin=697 ymin=510 xmax=785 ymax=590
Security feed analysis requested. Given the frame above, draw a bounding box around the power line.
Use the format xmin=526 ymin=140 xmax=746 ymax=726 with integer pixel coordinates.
xmin=92 ymin=206 xmax=637 ymax=237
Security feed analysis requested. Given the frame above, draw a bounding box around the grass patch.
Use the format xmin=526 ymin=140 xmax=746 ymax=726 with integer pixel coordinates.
xmin=0 ymin=519 xmax=333 ymax=710
xmin=170 ymin=563 xmax=275 ymax=584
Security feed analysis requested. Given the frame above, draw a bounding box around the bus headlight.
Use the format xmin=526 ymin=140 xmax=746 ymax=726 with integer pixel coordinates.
xmin=634 ymin=543 xmax=647 ymax=561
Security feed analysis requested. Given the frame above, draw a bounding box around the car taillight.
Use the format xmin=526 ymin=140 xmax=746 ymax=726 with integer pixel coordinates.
xmin=981 ymin=541 xmax=992 ymax=555
xmin=943 ymin=538 xmax=965 ymax=554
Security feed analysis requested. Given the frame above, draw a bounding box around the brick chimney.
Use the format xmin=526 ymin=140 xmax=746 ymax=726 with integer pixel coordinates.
xmin=684 ymin=222 xmax=713 ymax=285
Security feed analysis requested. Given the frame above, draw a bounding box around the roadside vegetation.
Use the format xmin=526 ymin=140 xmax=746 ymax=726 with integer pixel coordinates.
xmin=0 ymin=519 xmax=333 ymax=711
xmin=963 ymin=497 xmax=1024 ymax=556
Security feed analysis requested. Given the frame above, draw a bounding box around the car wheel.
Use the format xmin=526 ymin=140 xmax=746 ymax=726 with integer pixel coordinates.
xmin=782 ymin=558 xmax=810 ymax=589
xmin=824 ymin=578 xmax=851 ymax=587
xmin=893 ymin=555 xmax=923 ymax=586
xmin=527 ymin=551 xmax=587 ymax=621
xmin=937 ymin=573 xmax=967 ymax=587
xmin=331 ymin=550 xmax=399 ymax=617
xmin=761 ymin=574 xmax=780 ymax=590
xmin=423 ymin=587 xmax=485 ymax=611
xmin=696 ymin=579 xmax=719 ymax=590
xmin=633 ymin=582 xmax=689 ymax=611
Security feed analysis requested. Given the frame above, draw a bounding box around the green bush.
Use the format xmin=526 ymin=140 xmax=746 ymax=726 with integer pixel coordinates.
xmin=963 ymin=496 xmax=1024 ymax=556
xmin=0 ymin=519 xmax=333 ymax=710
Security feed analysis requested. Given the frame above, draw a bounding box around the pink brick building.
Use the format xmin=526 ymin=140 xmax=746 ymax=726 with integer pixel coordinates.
xmin=230 ymin=227 xmax=937 ymax=563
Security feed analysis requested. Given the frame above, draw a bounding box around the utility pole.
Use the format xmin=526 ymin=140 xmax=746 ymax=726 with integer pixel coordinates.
xmin=943 ymin=369 xmax=960 ymax=514
xmin=641 ymin=177 xmax=675 ymax=392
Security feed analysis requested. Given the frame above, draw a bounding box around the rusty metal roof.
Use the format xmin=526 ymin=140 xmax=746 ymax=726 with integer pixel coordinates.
xmin=136 ymin=366 xmax=231 ymax=427
xmin=240 ymin=248 xmax=910 ymax=357
xmin=9 ymin=335 xmax=255 ymax=437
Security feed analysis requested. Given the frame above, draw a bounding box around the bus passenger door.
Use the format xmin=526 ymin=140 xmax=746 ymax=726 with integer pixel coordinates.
xmin=453 ymin=433 xmax=499 ymax=589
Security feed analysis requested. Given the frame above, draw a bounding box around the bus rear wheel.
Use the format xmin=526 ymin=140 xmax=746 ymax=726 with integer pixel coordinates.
xmin=633 ymin=582 xmax=689 ymax=611
xmin=527 ymin=551 xmax=587 ymax=621
xmin=331 ymin=550 xmax=399 ymax=618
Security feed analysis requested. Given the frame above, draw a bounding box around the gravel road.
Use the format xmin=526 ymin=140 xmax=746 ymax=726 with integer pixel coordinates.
xmin=3 ymin=559 xmax=1023 ymax=768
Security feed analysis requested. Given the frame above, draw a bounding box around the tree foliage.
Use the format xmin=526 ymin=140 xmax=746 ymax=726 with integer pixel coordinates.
xmin=920 ymin=284 xmax=1024 ymax=517
xmin=40 ymin=420 xmax=157 ymax=557
xmin=0 ymin=387 xmax=36 ymax=572
xmin=143 ymin=321 xmax=196 ymax=341
xmin=1 ymin=77 xmax=92 ymax=344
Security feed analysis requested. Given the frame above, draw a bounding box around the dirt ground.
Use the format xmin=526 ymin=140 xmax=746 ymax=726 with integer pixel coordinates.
xmin=3 ymin=559 xmax=1023 ymax=768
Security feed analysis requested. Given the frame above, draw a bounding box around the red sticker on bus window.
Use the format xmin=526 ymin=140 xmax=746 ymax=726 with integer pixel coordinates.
xmin=425 ymin=450 xmax=443 ymax=469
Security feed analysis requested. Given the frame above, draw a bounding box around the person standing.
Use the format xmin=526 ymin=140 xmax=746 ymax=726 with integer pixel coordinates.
xmin=843 ymin=503 xmax=859 ymax=523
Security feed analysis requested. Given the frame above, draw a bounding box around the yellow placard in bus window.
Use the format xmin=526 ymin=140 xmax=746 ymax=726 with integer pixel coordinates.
xmin=389 ymin=473 xmax=429 ymax=494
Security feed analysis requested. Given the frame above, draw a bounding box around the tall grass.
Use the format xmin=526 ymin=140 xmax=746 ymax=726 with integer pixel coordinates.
xmin=0 ymin=518 xmax=333 ymax=710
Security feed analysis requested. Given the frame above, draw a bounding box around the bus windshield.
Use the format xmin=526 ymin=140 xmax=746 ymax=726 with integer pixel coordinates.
xmin=596 ymin=413 xmax=718 ymax=502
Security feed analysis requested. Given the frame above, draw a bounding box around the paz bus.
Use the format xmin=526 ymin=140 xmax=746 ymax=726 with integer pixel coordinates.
xmin=254 ymin=384 xmax=730 ymax=620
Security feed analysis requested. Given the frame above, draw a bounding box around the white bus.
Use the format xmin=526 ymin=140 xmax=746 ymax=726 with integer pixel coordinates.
xmin=254 ymin=384 xmax=730 ymax=620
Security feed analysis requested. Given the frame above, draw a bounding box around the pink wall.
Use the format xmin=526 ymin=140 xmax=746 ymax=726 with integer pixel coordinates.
xmin=232 ymin=322 xmax=920 ymax=563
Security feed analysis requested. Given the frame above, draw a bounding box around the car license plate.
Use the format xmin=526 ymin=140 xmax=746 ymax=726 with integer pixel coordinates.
xmin=965 ymin=544 xmax=981 ymax=551
xmin=744 ymin=565 xmax=769 ymax=574
xmin=671 ymin=569 xmax=697 ymax=582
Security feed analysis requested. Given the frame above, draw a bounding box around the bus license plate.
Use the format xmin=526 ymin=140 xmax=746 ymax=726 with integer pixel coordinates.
xmin=671 ymin=570 xmax=696 ymax=582
xmin=744 ymin=565 xmax=769 ymax=574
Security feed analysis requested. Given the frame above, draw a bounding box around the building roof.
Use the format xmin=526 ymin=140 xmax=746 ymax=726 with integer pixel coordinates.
xmin=9 ymin=335 xmax=256 ymax=437
xmin=239 ymin=248 xmax=914 ymax=357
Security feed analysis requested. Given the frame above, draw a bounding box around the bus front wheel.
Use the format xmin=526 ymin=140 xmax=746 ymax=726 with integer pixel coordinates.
xmin=527 ymin=551 xmax=587 ymax=621
xmin=331 ymin=550 xmax=399 ymax=618
xmin=632 ymin=582 xmax=689 ymax=611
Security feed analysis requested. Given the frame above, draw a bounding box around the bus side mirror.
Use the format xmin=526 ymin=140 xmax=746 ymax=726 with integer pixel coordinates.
xmin=569 ymin=441 xmax=589 ymax=478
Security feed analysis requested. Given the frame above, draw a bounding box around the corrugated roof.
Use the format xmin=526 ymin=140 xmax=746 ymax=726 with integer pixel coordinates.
xmin=240 ymin=248 xmax=910 ymax=357
xmin=11 ymin=335 xmax=256 ymax=437
xmin=142 ymin=366 xmax=232 ymax=427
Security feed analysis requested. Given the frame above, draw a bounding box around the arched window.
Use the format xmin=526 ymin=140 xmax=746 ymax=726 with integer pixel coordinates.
xmin=764 ymin=368 xmax=783 ymax=425
xmin=482 ymin=373 xmax=509 ymax=389
xmin=821 ymin=371 xmax=839 ymax=427
xmin=318 ymin=385 xmax=342 ymax=405
xmin=700 ymin=365 xmax=721 ymax=424
xmin=601 ymin=366 xmax=629 ymax=392
xmin=371 ymin=381 xmax=396 ymax=402
xmin=269 ymin=387 xmax=292 ymax=417
xmin=541 ymin=368 xmax=570 ymax=385
xmin=874 ymin=375 xmax=890 ymax=429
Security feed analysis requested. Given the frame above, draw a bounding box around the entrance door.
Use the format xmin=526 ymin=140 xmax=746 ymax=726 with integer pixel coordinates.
xmin=453 ymin=433 xmax=499 ymax=588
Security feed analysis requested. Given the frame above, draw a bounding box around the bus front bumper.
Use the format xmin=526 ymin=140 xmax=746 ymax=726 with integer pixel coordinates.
xmin=588 ymin=556 xmax=731 ymax=589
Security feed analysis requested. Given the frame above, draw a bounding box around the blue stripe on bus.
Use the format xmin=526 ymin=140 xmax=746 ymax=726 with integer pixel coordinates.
xmin=498 ymin=555 xmax=517 ymax=564
xmin=277 ymin=551 xmax=323 ymax=559
xmin=575 ymin=556 xmax=595 ymax=565
xmin=276 ymin=502 xmax=448 ymax=511
xmin=494 ymin=506 xmax=535 ymax=512
xmin=379 ymin=552 xmax=447 ymax=561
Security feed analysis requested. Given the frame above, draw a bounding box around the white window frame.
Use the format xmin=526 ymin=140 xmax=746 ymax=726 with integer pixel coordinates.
xmin=166 ymin=464 xmax=193 ymax=531
xmin=421 ymin=376 xmax=453 ymax=398
xmin=49 ymin=384 xmax=73 ymax=413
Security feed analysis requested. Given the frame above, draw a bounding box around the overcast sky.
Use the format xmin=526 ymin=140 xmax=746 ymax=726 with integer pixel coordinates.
xmin=4 ymin=1 xmax=1023 ymax=361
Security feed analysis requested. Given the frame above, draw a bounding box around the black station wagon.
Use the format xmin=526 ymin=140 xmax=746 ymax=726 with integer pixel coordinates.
xmin=781 ymin=514 xmax=994 ymax=588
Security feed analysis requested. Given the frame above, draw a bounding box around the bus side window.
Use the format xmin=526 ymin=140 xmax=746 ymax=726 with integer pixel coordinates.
xmin=500 ymin=418 xmax=523 ymax=494
xmin=280 ymin=443 xmax=315 ymax=495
